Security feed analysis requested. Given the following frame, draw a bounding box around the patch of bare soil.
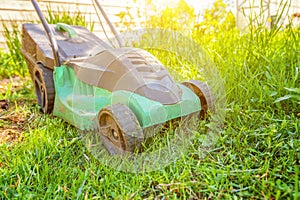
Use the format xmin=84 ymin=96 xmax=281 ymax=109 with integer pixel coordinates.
xmin=0 ymin=77 xmax=32 ymax=146
xmin=0 ymin=104 xmax=28 ymax=146
xmin=0 ymin=99 xmax=8 ymax=110
xmin=0 ymin=77 xmax=30 ymax=94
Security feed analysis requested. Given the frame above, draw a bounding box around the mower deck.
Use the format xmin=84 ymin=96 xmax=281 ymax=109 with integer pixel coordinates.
xmin=53 ymin=65 xmax=202 ymax=132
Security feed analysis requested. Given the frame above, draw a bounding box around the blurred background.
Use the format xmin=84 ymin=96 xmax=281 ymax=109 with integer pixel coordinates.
xmin=0 ymin=0 xmax=299 ymax=50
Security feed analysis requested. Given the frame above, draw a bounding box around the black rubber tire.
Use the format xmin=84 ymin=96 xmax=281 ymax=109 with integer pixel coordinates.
xmin=98 ymin=104 xmax=144 ymax=155
xmin=182 ymin=80 xmax=215 ymax=117
xmin=33 ymin=63 xmax=55 ymax=114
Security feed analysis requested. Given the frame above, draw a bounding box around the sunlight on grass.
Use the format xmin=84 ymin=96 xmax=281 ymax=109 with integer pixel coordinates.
xmin=0 ymin=0 xmax=299 ymax=199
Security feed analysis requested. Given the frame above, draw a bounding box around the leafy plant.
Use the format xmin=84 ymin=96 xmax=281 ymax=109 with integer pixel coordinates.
xmin=115 ymin=7 xmax=139 ymax=31
xmin=146 ymin=0 xmax=195 ymax=32
xmin=194 ymin=0 xmax=236 ymax=35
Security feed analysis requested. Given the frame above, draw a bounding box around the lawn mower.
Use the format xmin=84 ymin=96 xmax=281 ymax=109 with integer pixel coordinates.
xmin=21 ymin=0 xmax=214 ymax=154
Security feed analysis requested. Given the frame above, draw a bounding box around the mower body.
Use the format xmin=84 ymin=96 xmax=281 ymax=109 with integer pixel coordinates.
xmin=21 ymin=0 xmax=214 ymax=154
xmin=22 ymin=23 xmax=201 ymax=132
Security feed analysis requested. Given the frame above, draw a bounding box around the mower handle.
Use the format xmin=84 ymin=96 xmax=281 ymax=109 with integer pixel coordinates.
xmin=93 ymin=0 xmax=125 ymax=47
xmin=31 ymin=0 xmax=125 ymax=64
xmin=31 ymin=0 xmax=61 ymax=67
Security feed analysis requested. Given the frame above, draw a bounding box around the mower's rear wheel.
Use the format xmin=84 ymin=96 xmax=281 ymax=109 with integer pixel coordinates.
xmin=33 ymin=63 xmax=55 ymax=114
xmin=98 ymin=104 xmax=144 ymax=155
xmin=182 ymin=80 xmax=215 ymax=118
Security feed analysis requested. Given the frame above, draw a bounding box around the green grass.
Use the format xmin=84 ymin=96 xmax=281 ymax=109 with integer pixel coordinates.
xmin=0 ymin=98 xmax=298 ymax=198
xmin=0 ymin=23 xmax=27 ymax=78
xmin=46 ymin=6 xmax=94 ymax=31
xmin=0 ymin=2 xmax=300 ymax=199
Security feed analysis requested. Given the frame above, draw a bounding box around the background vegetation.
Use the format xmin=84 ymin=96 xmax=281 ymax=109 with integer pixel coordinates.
xmin=0 ymin=0 xmax=299 ymax=199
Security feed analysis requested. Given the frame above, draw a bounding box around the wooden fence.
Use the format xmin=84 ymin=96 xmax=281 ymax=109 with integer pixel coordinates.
xmin=0 ymin=0 xmax=148 ymax=50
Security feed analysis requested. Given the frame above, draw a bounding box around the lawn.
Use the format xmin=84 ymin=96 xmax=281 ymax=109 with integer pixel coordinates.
xmin=0 ymin=0 xmax=299 ymax=199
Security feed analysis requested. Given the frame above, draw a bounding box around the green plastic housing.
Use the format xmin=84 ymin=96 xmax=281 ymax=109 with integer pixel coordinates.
xmin=53 ymin=65 xmax=201 ymax=131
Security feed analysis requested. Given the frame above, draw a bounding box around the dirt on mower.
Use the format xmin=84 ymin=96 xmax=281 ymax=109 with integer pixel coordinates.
xmin=0 ymin=77 xmax=32 ymax=146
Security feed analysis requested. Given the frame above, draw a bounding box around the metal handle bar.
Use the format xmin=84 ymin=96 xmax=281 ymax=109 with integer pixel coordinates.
xmin=93 ymin=0 xmax=125 ymax=47
xmin=31 ymin=0 xmax=61 ymax=67
xmin=31 ymin=0 xmax=125 ymax=66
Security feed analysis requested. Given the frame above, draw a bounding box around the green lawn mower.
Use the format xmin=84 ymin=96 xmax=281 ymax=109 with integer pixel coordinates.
xmin=21 ymin=0 xmax=214 ymax=154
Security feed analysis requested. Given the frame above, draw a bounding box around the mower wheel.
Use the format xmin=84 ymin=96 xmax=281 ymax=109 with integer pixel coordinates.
xmin=182 ymin=80 xmax=215 ymax=117
xmin=33 ymin=63 xmax=55 ymax=113
xmin=98 ymin=104 xmax=144 ymax=155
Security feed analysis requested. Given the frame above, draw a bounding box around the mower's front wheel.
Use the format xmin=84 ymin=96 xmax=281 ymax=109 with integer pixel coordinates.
xmin=98 ymin=104 xmax=144 ymax=155
xmin=182 ymin=80 xmax=215 ymax=118
xmin=33 ymin=63 xmax=55 ymax=114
